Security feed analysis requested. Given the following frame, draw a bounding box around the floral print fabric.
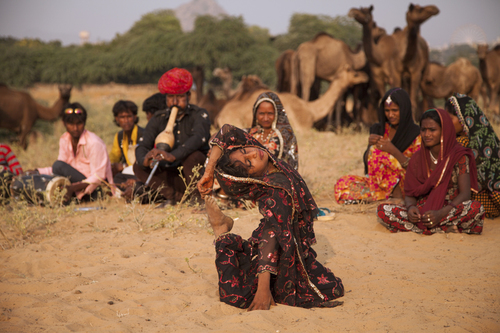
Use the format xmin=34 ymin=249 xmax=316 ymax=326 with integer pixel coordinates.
xmin=334 ymin=123 xmax=421 ymax=203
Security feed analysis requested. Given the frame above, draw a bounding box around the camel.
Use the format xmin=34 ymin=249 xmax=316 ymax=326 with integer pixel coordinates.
xmin=197 ymin=90 xmax=227 ymax=126
xmin=394 ymin=3 xmax=439 ymax=118
xmin=0 ymin=84 xmax=72 ymax=149
xmin=420 ymin=58 xmax=482 ymax=104
xmin=290 ymin=32 xmax=367 ymax=102
xmin=187 ymin=65 xmax=204 ymax=104
xmin=349 ymin=4 xmax=439 ymax=119
xmin=199 ymin=74 xmax=268 ymax=126
xmin=477 ymin=44 xmax=500 ymax=114
xmin=275 ymin=49 xmax=295 ymax=93
xmin=349 ymin=6 xmax=401 ymax=104
xmin=276 ymin=49 xmax=321 ymax=100
xmin=212 ymin=67 xmax=236 ymax=99
xmin=216 ymin=65 xmax=369 ymax=131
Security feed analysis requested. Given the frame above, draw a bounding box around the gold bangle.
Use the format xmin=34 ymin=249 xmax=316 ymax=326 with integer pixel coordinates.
xmin=401 ymin=158 xmax=410 ymax=168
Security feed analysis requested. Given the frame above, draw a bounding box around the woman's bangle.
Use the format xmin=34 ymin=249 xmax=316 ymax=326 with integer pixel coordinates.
xmin=401 ymin=158 xmax=410 ymax=168
xmin=406 ymin=204 xmax=416 ymax=210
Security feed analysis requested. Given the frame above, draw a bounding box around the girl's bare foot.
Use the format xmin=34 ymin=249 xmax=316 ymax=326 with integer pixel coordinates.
xmin=205 ymin=196 xmax=234 ymax=238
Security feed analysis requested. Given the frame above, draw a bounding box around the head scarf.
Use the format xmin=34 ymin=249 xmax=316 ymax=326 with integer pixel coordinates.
xmin=447 ymin=93 xmax=500 ymax=192
xmin=365 ymin=88 xmax=420 ymax=172
xmin=251 ymin=92 xmax=298 ymax=169
xmin=405 ymin=108 xmax=478 ymax=217
xmin=158 ymin=68 xmax=193 ymax=94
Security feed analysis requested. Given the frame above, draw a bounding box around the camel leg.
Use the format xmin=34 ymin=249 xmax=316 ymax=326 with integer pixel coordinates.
xmin=480 ymin=83 xmax=489 ymax=109
xmin=299 ymin=56 xmax=316 ymax=102
xmin=489 ymin=85 xmax=500 ymax=114
xmin=335 ymin=100 xmax=342 ymax=133
xmin=409 ymin=73 xmax=422 ymax=121
xmin=470 ymin=79 xmax=482 ymax=105
xmin=19 ymin=126 xmax=29 ymax=150
xmin=19 ymin=115 xmax=36 ymax=150
xmin=290 ymin=52 xmax=300 ymax=96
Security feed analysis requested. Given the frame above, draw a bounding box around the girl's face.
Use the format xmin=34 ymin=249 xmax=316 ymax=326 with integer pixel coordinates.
xmin=420 ymin=118 xmax=442 ymax=148
xmin=384 ymin=102 xmax=400 ymax=127
xmin=255 ymin=101 xmax=275 ymax=130
xmin=230 ymin=147 xmax=269 ymax=177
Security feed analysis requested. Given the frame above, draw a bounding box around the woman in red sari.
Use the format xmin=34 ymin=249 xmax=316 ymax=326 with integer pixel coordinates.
xmin=377 ymin=109 xmax=484 ymax=235
xmin=198 ymin=124 xmax=344 ymax=310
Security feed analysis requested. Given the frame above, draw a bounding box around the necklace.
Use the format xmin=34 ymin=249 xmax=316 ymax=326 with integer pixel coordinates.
xmin=429 ymin=151 xmax=438 ymax=164
xmin=257 ymin=129 xmax=273 ymax=144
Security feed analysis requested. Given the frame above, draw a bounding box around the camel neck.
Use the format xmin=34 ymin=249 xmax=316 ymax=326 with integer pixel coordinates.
xmin=362 ymin=23 xmax=381 ymax=66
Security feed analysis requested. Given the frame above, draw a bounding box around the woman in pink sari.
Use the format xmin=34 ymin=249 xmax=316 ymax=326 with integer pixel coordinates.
xmin=335 ymin=88 xmax=421 ymax=204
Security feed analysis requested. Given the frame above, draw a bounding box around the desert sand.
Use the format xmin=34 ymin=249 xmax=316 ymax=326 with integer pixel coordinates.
xmin=1 ymin=84 xmax=499 ymax=332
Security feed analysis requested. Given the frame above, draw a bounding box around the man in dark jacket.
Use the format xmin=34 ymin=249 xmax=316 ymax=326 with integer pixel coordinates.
xmin=134 ymin=68 xmax=210 ymax=205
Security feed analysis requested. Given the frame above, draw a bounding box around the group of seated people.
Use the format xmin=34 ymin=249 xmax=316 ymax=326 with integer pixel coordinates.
xmin=1 ymin=67 xmax=499 ymax=311
xmin=334 ymin=88 xmax=498 ymax=234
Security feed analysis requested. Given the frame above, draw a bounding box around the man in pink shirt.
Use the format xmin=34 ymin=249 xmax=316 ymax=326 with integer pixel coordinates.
xmin=36 ymin=102 xmax=113 ymax=202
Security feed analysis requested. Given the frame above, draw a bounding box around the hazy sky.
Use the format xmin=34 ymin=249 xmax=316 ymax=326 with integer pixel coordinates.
xmin=0 ymin=0 xmax=499 ymax=48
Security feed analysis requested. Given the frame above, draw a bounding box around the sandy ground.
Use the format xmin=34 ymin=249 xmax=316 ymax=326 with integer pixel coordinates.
xmin=1 ymin=84 xmax=499 ymax=332
xmin=1 ymin=201 xmax=499 ymax=333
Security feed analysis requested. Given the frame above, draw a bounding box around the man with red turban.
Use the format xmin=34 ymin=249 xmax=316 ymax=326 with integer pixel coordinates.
xmin=134 ymin=68 xmax=210 ymax=206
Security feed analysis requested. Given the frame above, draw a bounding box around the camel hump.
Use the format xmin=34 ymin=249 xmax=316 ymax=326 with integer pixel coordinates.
xmin=312 ymin=32 xmax=334 ymax=42
xmin=454 ymin=57 xmax=471 ymax=67
xmin=429 ymin=60 xmax=444 ymax=67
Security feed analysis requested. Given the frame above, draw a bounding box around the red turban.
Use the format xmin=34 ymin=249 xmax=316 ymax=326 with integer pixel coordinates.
xmin=158 ymin=68 xmax=193 ymax=94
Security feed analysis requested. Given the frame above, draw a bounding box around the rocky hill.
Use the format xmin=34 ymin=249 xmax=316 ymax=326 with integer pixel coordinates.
xmin=174 ymin=0 xmax=228 ymax=31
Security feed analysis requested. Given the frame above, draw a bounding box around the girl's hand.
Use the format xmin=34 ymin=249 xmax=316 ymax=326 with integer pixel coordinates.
xmin=247 ymin=286 xmax=276 ymax=311
xmin=369 ymin=134 xmax=382 ymax=146
xmin=197 ymin=172 xmax=214 ymax=199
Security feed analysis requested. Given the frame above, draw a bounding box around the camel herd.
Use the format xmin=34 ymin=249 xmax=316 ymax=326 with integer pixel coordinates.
xmin=1 ymin=3 xmax=499 ymax=148
xmin=276 ymin=4 xmax=500 ymax=126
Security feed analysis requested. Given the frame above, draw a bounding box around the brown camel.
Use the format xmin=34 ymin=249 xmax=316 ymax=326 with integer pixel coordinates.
xmin=0 ymin=84 xmax=72 ymax=149
xmin=291 ymin=32 xmax=367 ymax=102
xmin=420 ymin=58 xmax=482 ymax=103
xmin=349 ymin=4 xmax=439 ymax=119
xmin=200 ymin=74 xmax=268 ymax=126
xmin=276 ymin=49 xmax=321 ymax=100
xmin=477 ymin=44 xmax=500 ymax=114
xmin=275 ymin=49 xmax=295 ymax=93
xmin=394 ymin=3 xmax=439 ymax=118
xmin=187 ymin=65 xmax=204 ymax=104
xmin=212 ymin=67 xmax=236 ymax=99
xmin=197 ymin=90 xmax=227 ymax=126
xmin=216 ymin=65 xmax=369 ymax=131
xmin=349 ymin=6 xmax=401 ymax=103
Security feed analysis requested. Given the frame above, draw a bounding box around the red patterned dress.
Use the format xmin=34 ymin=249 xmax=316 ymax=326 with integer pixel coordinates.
xmin=212 ymin=124 xmax=344 ymax=308
xmin=377 ymin=156 xmax=484 ymax=235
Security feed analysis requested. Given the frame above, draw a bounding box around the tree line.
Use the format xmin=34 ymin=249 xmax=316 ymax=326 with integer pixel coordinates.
xmin=0 ymin=9 xmax=479 ymax=89
xmin=0 ymin=10 xmax=362 ymax=88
